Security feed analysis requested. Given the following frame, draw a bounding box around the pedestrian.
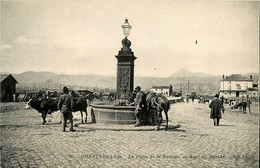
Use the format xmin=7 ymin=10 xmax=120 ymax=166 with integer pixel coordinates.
xmin=186 ymin=95 xmax=189 ymax=103
xmin=209 ymin=94 xmax=225 ymax=126
xmin=247 ymin=99 xmax=252 ymax=114
xmin=134 ymin=86 xmax=147 ymax=127
xmin=202 ymin=97 xmax=205 ymax=104
xmin=57 ymin=86 xmax=75 ymax=132
xmin=128 ymin=91 xmax=136 ymax=105
xmin=169 ymin=85 xmax=173 ymax=96
xmin=242 ymin=101 xmax=247 ymax=114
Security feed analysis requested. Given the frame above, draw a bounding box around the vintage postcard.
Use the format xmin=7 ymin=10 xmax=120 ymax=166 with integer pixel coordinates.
xmin=1 ymin=1 xmax=259 ymax=167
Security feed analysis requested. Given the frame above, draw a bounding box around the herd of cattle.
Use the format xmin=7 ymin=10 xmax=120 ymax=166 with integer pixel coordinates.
xmin=23 ymin=90 xmax=172 ymax=130
xmin=22 ymin=89 xmax=250 ymax=131
xmin=23 ymin=90 xmax=116 ymax=124
xmin=15 ymin=91 xmax=62 ymax=102
xmin=25 ymin=95 xmax=90 ymax=124
xmin=16 ymin=90 xmax=115 ymax=102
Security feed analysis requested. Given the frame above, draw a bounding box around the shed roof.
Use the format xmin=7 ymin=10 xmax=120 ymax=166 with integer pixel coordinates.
xmin=223 ymin=74 xmax=252 ymax=81
xmin=0 ymin=74 xmax=19 ymax=84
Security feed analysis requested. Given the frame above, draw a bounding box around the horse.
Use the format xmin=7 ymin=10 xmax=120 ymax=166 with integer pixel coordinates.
xmin=146 ymin=92 xmax=170 ymax=131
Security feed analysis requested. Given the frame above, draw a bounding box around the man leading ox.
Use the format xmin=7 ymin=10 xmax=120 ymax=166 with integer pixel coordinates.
xmin=57 ymin=86 xmax=76 ymax=132
xmin=134 ymin=86 xmax=148 ymax=127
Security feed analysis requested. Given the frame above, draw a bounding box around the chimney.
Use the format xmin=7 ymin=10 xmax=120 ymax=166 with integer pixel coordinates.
xmin=250 ymin=75 xmax=252 ymax=80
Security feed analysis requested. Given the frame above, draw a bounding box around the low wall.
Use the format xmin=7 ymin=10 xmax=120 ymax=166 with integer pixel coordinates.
xmin=92 ymin=105 xmax=136 ymax=124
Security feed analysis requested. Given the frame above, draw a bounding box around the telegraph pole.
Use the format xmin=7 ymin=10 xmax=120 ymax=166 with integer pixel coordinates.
xmin=188 ymin=80 xmax=190 ymax=96
xmin=180 ymin=83 xmax=182 ymax=97
xmin=222 ymin=74 xmax=224 ymax=98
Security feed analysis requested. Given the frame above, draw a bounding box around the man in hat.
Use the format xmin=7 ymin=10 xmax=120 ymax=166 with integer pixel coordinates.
xmin=58 ymin=86 xmax=75 ymax=132
xmin=209 ymin=94 xmax=225 ymax=126
xmin=134 ymin=86 xmax=147 ymax=126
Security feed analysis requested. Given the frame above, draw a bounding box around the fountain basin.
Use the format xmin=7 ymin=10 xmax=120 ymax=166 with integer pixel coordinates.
xmin=91 ymin=105 xmax=136 ymax=124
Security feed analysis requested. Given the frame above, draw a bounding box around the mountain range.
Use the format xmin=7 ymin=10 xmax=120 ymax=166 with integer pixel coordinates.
xmin=5 ymin=69 xmax=258 ymax=93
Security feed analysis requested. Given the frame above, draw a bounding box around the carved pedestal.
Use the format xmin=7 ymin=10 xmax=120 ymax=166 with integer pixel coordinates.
xmin=115 ymin=37 xmax=136 ymax=99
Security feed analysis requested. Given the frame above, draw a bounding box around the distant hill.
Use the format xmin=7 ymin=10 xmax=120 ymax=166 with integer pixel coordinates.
xmin=169 ymin=68 xmax=212 ymax=78
xmin=13 ymin=71 xmax=116 ymax=90
xmin=15 ymin=71 xmax=59 ymax=83
xmin=10 ymin=70 xmax=258 ymax=93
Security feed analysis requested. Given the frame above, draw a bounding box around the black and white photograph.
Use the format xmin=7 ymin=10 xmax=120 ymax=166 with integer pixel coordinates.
xmin=1 ymin=1 xmax=259 ymax=167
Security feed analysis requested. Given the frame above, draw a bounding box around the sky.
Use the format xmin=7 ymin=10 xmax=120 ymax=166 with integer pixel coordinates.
xmin=1 ymin=1 xmax=259 ymax=77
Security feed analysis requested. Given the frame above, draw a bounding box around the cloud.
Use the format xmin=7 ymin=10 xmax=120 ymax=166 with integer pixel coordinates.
xmin=1 ymin=44 xmax=12 ymax=50
xmin=14 ymin=35 xmax=40 ymax=44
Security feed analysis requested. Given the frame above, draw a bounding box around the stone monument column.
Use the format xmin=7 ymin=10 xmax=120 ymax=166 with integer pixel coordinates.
xmin=115 ymin=19 xmax=136 ymax=99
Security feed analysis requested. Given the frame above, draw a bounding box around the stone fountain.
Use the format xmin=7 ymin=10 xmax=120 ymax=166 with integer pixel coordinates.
xmin=91 ymin=18 xmax=137 ymax=124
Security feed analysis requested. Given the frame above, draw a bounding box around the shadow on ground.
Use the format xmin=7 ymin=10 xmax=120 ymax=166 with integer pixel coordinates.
xmin=217 ymin=124 xmax=235 ymax=127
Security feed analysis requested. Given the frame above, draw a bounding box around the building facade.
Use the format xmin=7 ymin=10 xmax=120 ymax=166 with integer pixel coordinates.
xmin=219 ymin=74 xmax=253 ymax=99
xmin=150 ymin=85 xmax=173 ymax=96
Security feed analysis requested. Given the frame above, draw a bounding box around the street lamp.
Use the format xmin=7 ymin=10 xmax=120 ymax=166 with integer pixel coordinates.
xmin=115 ymin=18 xmax=136 ymax=99
xmin=121 ymin=18 xmax=132 ymax=51
xmin=122 ymin=18 xmax=132 ymax=37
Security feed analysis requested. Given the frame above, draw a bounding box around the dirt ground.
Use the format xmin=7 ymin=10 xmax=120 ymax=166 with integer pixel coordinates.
xmin=0 ymin=101 xmax=259 ymax=168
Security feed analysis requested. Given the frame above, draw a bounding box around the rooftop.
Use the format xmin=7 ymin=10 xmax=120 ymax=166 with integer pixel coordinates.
xmin=0 ymin=74 xmax=19 ymax=83
xmin=223 ymin=74 xmax=252 ymax=81
xmin=152 ymin=86 xmax=170 ymax=89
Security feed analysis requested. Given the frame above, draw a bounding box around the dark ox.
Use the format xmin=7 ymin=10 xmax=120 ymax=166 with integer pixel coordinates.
xmin=25 ymin=97 xmax=88 ymax=124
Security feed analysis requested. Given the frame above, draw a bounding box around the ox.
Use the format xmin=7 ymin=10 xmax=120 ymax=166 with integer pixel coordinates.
xmin=25 ymin=96 xmax=88 ymax=124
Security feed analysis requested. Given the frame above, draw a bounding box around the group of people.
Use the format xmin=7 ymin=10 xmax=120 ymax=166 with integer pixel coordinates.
xmin=209 ymin=93 xmax=255 ymax=126
xmin=198 ymin=96 xmax=207 ymax=103
xmin=58 ymin=85 xmax=148 ymax=131
xmin=229 ymin=98 xmax=252 ymax=114
xmin=57 ymin=85 xmax=254 ymax=131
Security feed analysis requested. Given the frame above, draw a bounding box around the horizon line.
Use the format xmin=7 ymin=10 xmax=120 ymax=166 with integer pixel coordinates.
xmin=1 ymin=70 xmax=259 ymax=78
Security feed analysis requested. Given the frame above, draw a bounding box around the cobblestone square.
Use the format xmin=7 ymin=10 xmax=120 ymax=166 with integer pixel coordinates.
xmin=0 ymin=102 xmax=259 ymax=168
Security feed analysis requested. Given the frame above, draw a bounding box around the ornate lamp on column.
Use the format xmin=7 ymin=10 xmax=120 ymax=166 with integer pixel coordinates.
xmin=115 ymin=18 xmax=136 ymax=99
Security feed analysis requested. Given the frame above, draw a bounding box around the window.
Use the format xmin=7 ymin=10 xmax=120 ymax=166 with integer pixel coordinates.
xmin=236 ymin=84 xmax=241 ymax=90
xmin=228 ymin=82 xmax=231 ymax=90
